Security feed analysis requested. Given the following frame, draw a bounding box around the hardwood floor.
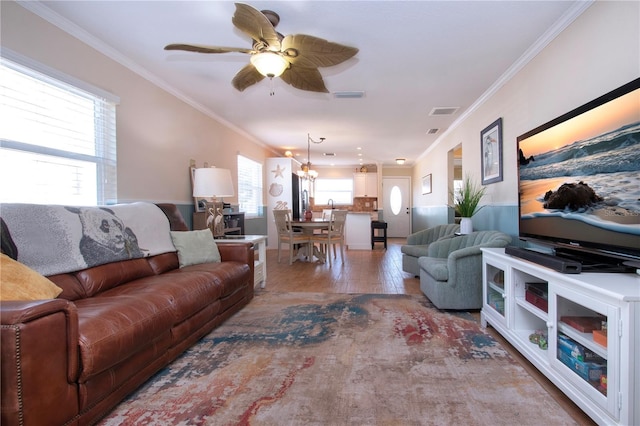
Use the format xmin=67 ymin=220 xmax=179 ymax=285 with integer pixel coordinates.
xmin=263 ymin=237 xmax=595 ymax=425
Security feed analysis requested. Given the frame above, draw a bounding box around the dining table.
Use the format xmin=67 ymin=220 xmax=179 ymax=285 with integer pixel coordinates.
xmin=291 ymin=218 xmax=330 ymax=263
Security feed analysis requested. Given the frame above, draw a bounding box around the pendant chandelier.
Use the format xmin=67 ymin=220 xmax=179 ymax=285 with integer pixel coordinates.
xmin=297 ymin=133 xmax=325 ymax=182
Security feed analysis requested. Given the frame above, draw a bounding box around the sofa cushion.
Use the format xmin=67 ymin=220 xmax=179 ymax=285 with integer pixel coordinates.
xmin=0 ymin=253 xmax=63 ymax=300
xmin=74 ymin=293 xmax=176 ymax=380
xmin=74 ymin=258 xmax=155 ymax=298
xmin=100 ymin=270 xmax=224 ymax=324
xmin=178 ymin=262 xmax=251 ymax=297
xmin=170 ymin=230 xmax=221 ymax=268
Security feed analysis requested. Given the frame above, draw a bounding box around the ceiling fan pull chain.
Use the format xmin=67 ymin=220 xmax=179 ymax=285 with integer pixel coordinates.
xmin=269 ymin=77 xmax=275 ymax=96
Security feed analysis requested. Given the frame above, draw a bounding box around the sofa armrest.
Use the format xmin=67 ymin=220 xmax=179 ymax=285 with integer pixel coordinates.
xmin=218 ymin=241 xmax=255 ymax=283
xmin=218 ymin=241 xmax=253 ymax=263
xmin=1 ymin=299 xmax=79 ymax=425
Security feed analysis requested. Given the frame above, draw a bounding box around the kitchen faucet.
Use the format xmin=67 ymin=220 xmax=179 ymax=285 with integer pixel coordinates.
xmin=327 ymin=199 xmax=335 ymax=209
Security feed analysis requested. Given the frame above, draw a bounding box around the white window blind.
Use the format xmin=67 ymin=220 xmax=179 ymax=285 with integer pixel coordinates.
xmin=314 ymin=178 xmax=353 ymax=205
xmin=237 ymin=154 xmax=263 ymax=217
xmin=0 ymin=55 xmax=118 ymax=205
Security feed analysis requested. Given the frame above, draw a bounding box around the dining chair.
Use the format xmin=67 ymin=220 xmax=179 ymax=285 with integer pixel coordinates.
xmin=317 ymin=209 xmax=334 ymax=234
xmin=273 ymin=209 xmax=311 ymax=265
xmin=310 ymin=210 xmax=347 ymax=267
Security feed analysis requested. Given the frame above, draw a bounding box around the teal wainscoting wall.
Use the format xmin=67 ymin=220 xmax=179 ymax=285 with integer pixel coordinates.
xmin=410 ymin=204 xmax=524 ymax=247
xmin=470 ymin=204 xmax=524 ymax=247
xmin=245 ymin=205 xmax=268 ymax=236
xmin=174 ymin=204 xmax=194 ymax=230
xmin=411 ymin=205 xmax=454 ymax=233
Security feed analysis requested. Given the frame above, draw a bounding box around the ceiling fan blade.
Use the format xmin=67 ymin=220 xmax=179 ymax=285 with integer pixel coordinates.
xmin=280 ymin=67 xmax=328 ymax=93
xmin=232 ymin=3 xmax=281 ymax=51
xmin=281 ymin=35 xmax=358 ymax=68
xmin=164 ymin=43 xmax=252 ymax=54
xmin=232 ymin=63 xmax=265 ymax=92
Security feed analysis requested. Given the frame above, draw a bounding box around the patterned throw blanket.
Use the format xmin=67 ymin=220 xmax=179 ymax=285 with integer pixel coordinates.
xmin=1 ymin=202 xmax=176 ymax=276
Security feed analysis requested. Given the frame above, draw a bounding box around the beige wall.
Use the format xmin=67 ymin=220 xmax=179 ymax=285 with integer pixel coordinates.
xmin=2 ymin=2 xmax=638 ymax=210
xmin=0 ymin=1 xmax=274 ymax=206
xmin=412 ymin=0 xmax=640 ymax=209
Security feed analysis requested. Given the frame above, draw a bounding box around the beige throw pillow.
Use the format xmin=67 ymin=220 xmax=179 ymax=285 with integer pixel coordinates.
xmin=170 ymin=229 xmax=221 ymax=268
xmin=0 ymin=253 xmax=63 ymax=300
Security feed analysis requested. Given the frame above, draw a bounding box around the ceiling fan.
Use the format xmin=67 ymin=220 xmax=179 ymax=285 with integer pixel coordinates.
xmin=164 ymin=3 xmax=358 ymax=94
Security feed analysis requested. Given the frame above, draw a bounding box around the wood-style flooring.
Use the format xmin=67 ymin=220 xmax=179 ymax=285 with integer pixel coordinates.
xmin=264 ymin=237 xmax=595 ymax=425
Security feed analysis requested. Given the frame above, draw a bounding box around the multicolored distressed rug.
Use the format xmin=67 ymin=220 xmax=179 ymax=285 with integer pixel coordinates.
xmin=100 ymin=292 xmax=578 ymax=425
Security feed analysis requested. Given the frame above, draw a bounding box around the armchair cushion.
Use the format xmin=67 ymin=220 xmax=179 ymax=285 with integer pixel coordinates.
xmin=421 ymin=258 xmax=448 ymax=281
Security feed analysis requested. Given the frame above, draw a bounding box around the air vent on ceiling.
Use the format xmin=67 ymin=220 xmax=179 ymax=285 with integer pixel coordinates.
xmin=429 ymin=107 xmax=459 ymax=116
xmin=323 ymin=152 xmax=336 ymax=157
xmin=426 ymin=128 xmax=439 ymax=135
xmin=333 ymin=91 xmax=365 ymax=99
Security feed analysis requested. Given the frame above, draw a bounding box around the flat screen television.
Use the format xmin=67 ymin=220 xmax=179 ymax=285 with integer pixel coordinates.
xmin=517 ymin=78 xmax=640 ymax=269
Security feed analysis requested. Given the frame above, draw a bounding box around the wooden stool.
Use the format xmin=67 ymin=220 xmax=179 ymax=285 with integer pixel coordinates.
xmin=371 ymin=220 xmax=388 ymax=249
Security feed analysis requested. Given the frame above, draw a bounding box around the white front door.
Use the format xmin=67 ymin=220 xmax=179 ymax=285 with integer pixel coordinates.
xmin=382 ymin=177 xmax=411 ymax=237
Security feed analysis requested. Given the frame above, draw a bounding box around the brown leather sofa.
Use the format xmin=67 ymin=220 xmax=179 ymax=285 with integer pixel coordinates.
xmin=1 ymin=203 xmax=254 ymax=425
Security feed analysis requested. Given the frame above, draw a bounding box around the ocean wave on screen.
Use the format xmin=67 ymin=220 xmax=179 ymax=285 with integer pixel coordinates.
xmin=520 ymin=122 xmax=640 ymax=180
xmin=522 ymin=172 xmax=640 ymax=233
xmin=522 ymin=209 xmax=640 ymax=235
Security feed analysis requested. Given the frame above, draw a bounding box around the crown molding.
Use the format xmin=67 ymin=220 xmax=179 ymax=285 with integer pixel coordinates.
xmin=16 ymin=1 xmax=266 ymax=148
xmin=418 ymin=0 xmax=594 ymax=161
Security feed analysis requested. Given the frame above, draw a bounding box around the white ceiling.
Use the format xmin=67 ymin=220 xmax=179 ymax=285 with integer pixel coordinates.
xmin=29 ymin=1 xmax=586 ymax=167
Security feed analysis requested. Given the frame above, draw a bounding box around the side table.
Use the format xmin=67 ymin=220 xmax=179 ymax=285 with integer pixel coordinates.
xmin=214 ymin=235 xmax=267 ymax=289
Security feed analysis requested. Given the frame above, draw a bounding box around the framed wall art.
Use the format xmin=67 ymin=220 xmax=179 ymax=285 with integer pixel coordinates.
xmin=480 ymin=117 xmax=503 ymax=185
xmin=421 ymin=174 xmax=432 ymax=194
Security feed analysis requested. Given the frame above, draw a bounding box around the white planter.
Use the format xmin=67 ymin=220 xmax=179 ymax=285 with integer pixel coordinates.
xmin=459 ymin=217 xmax=473 ymax=234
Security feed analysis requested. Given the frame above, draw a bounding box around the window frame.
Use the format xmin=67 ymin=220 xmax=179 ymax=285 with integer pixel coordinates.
xmin=237 ymin=154 xmax=263 ymax=218
xmin=0 ymin=49 xmax=119 ymax=206
xmin=313 ymin=177 xmax=354 ymax=206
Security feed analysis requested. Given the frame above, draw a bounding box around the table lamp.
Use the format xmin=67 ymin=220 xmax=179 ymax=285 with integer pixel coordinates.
xmin=192 ymin=167 xmax=234 ymax=236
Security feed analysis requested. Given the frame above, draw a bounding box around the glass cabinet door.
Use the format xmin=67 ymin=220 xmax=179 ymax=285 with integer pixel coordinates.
xmin=484 ymin=262 xmax=507 ymax=321
xmin=551 ymin=286 xmax=619 ymax=420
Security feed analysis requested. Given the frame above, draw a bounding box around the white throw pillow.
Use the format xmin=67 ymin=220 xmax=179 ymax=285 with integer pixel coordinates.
xmin=170 ymin=229 xmax=221 ymax=268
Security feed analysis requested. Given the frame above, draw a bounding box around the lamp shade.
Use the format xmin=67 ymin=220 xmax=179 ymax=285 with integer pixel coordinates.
xmin=193 ymin=167 xmax=234 ymax=198
xmin=250 ymin=52 xmax=289 ymax=77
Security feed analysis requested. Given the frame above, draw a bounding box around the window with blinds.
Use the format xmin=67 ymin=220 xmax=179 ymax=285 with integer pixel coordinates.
xmin=314 ymin=178 xmax=354 ymax=205
xmin=237 ymin=155 xmax=263 ymax=217
xmin=0 ymin=55 xmax=118 ymax=206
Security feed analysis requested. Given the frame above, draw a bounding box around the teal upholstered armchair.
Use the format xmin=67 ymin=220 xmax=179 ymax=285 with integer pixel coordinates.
xmin=401 ymin=224 xmax=460 ymax=276
xmin=418 ymin=230 xmax=511 ymax=310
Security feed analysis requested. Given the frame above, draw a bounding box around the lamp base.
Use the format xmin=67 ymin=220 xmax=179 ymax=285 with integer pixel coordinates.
xmin=206 ymin=201 xmax=225 ymax=237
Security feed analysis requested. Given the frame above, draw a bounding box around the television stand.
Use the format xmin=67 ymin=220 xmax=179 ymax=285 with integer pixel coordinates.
xmin=481 ymin=248 xmax=639 ymax=426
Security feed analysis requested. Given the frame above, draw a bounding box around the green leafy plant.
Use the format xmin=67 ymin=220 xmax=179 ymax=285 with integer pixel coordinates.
xmin=453 ymin=175 xmax=486 ymax=217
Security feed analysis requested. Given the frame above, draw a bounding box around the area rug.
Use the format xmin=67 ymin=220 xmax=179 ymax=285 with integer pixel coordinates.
xmin=100 ymin=292 xmax=578 ymax=425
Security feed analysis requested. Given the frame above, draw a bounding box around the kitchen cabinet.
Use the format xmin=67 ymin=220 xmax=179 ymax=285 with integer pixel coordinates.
xmin=353 ymin=173 xmax=378 ymax=197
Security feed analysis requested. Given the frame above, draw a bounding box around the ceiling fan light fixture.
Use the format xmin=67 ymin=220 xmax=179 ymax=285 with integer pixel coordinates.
xmin=250 ymin=52 xmax=288 ymax=77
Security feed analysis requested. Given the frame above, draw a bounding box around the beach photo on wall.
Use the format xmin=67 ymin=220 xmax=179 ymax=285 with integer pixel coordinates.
xmin=518 ymin=81 xmax=640 ymax=253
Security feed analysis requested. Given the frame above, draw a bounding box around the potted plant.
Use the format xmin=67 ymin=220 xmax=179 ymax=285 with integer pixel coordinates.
xmin=453 ymin=175 xmax=486 ymax=234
